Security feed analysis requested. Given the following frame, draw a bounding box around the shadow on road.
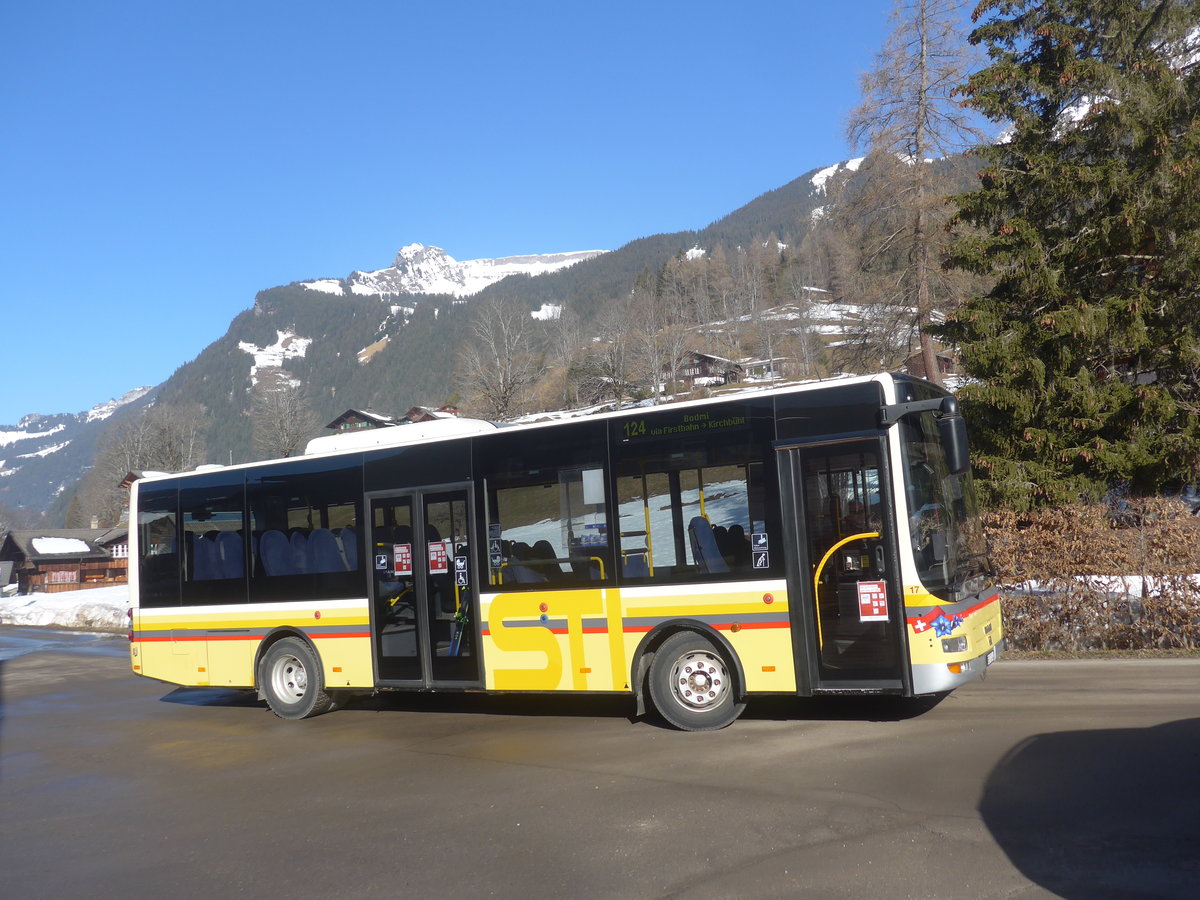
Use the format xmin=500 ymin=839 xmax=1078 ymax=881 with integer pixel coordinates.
xmin=979 ymin=717 xmax=1200 ymax=899
xmin=744 ymin=691 xmax=949 ymax=724
xmin=161 ymin=685 xmax=264 ymax=708
xmin=156 ymin=683 xmax=949 ymax=728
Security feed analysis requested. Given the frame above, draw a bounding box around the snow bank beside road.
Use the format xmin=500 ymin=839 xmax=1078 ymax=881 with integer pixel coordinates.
xmin=0 ymin=584 xmax=129 ymax=630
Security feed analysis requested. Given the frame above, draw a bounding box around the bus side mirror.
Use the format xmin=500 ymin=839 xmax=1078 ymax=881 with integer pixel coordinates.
xmin=937 ymin=399 xmax=970 ymax=475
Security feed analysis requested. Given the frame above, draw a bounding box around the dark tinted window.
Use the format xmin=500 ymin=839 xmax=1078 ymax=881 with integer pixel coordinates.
xmin=137 ymin=481 xmax=180 ymax=608
xmin=364 ymin=436 xmax=471 ymax=493
xmin=774 ymin=381 xmax=884 ymax=441
xmin=246 ymin=455 xmax=364 ymax=602
xmin=180 ymin=472 xmax=247 ymax=606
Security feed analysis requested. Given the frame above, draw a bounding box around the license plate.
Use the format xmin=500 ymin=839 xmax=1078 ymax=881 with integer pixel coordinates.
xmin=985 ymin=647 xmax=997 ymax=667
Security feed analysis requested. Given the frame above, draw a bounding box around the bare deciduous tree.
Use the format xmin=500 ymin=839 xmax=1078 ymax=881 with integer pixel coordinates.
xmin=249 ymin=370 xmax=320 ymax=459
xmin=577 ymin=300 xmax=636 ymax=406
xmin=457 ymin=295 xmax=546 ymax=420
xmin=542 ymin=303 xmax=584 ymax=407
xmin=846 ymin=0 xmax=984 ymax=385
xmin=72 ymin=402 xmax=211 ymax=527
xmin=104 ymin=402 xmax=210 ymax=476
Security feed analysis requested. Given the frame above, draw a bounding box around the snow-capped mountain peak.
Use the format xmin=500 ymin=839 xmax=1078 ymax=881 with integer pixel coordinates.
xmin=299 ymin=243 xmax=607 ymax=299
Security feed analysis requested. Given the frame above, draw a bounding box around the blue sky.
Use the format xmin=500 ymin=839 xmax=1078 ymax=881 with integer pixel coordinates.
xmin=2 ymin=0 xmax=903 ymax=424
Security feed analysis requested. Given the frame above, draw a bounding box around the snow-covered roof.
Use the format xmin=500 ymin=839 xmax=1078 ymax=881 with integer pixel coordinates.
xmin=32 ymin=537 xmax=91 ymax=554
xmin=3 ymin=529 xmax=127 ymax=561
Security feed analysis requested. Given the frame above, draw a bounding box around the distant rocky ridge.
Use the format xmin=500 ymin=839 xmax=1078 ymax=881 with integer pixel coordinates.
xmin=299 ymin=243 xmax=607 ymax=298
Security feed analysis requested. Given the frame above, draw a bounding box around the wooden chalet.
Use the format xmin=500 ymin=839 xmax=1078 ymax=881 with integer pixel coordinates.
xmin=739 ymin=357 xmax=789 ymax=381
xmin=903 ymin=349 xmax=957 ymax=380
xmin=323 ymin=408 xmax=402 ymax=433
xmin=675 ymin=352 xmax=744 ymax=388
xmin=402 ymin=405 xmax=460 ymax=423
xmin=0 ymin=528 xmax=130 ymax=594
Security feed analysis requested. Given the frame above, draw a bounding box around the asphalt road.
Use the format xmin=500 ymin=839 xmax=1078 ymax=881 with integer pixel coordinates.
xmin=1 ymin=629 xmax=1197 ymax=899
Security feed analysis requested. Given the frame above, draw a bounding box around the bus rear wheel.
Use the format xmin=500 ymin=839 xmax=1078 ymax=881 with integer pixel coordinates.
xmin=259 ymin=637 xmax=334 ymax=720
xmin=647 ymin=631 xmax=745 ymax=731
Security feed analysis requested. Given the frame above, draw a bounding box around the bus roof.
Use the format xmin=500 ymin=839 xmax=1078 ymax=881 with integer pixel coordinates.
xmin=133 ymin=372 xmax=921 ymax=484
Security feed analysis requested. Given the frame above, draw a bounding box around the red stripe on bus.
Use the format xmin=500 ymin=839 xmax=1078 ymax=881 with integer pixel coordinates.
xmin=479 ymin=621 xmax=792 ymax=638
xmin=905 ymin=592 xmax=1000 ymax=626
xmin=134 ymin=631 xmax=370 ymax=643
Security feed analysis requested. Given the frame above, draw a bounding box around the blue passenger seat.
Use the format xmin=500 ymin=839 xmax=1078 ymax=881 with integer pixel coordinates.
xmin=688 ymin=516 xmax=730 ymax=574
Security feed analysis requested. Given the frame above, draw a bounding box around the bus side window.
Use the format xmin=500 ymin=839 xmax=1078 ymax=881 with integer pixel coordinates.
xmin=614 ymin=462 xmax=762 ymax=583
xmin=246 ymin=456 xmax=364 ymax=602
xmin=487 ymin=467 xmax=612 ymax=589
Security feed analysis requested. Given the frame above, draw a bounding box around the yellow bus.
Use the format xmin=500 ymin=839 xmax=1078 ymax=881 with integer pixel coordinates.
xmin=129 ymin=373 xmax=1002 ymax=730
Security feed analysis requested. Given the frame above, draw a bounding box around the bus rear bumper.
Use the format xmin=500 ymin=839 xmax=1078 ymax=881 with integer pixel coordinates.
xmin=911 ymin=638 xmax=1004 ymax=695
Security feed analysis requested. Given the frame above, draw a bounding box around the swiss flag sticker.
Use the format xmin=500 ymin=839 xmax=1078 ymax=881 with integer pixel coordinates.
xmin=857 ymin=580 xmax=889 ymax=622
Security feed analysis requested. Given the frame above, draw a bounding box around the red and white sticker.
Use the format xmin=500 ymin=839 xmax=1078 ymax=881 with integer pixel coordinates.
xmin=393 ymin=543 xmax=412 ymax=576
xmin=857 ymin=580 xmax=889 ymax=622
xmin=428 ymin=541 xmax=449 ymax=575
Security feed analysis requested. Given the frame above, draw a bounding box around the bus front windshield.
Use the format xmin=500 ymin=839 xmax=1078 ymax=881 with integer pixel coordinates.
xmin=900 ymin=413 xmax=989 ymax=601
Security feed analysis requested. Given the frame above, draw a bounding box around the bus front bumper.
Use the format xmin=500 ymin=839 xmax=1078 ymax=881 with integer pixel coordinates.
xmin=912 ymin=638 xmax=1004 ymax=695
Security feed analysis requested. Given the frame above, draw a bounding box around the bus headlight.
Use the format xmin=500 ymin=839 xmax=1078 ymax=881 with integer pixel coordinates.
xmin=941 ymin=636 xmax=967 ymax=654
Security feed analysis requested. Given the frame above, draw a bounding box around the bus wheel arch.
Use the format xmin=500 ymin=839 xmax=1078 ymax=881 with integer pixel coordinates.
xmin=256 ymin=632 xmax=335 ymax=720
xmin=634 ymin=623 xmax=747 ymax=731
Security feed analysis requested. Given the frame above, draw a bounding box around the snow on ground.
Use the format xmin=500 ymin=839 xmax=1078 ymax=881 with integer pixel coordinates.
xmin=0 ymin=584 xmax=129 ymax=631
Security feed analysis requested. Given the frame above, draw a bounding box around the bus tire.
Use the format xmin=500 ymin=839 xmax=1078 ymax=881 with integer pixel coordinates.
xmin=259 ymin=637 xmax=335 ymax=720
xmin=647 ymin=631 xmax=745 ymax=731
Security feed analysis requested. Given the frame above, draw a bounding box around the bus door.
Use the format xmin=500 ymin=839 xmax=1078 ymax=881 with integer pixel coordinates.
xmin=368 ymin=485 xmax=480 ymax=687
xmin=777 ymin=438 xmax=907 ymax=693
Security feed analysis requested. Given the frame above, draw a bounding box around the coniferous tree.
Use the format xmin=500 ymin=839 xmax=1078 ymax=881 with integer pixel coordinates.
xmin=940 ymin=0 xmax=1200 ymax=507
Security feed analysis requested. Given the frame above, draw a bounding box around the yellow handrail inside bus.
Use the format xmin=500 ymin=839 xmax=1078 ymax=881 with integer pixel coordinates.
xmin=642 ymin=475 xmax=655 ymax=575
xmin=812 ymin=531 xmax=880 ymax=650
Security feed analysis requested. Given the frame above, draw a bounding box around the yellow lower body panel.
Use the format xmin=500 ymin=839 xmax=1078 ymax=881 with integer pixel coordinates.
xmin=131 ymin=601 xmax=374 ymax=690
xmin=479 ymin=581 xmax=796 ymax=694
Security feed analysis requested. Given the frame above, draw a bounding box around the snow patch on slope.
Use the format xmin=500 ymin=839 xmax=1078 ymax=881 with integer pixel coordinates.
xmin=811 ymin=157 xmax=864 ymax=192
xmin=0 ymin=423 xmax=66 ymax=449
xmin=238 ymin=330 xmax=313 ymax=385
xmin=19 ymin=441 xmax=70 ymax=459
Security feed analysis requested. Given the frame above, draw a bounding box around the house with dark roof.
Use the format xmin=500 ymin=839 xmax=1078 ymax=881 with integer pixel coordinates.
xmin=402 ymin=405 xmax=460 ymax=423
xmin=323 ymin=408 xmax=402 ymax=432
xmin=0 ymin=527 xmax=129 ymax=594
xmin=675 ymin=351 xmax=744 ymax=388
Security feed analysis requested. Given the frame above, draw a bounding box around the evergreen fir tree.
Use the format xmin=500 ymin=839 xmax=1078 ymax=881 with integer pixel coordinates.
xmin=939 ymin=0 xmax=1200 ymax=508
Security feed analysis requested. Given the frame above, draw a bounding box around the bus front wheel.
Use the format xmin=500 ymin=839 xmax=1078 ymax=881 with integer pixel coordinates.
xmin=647 ymin=632 xmax=745 ymax=731
xmin=259 ymin=637 xmax=335 ymax=720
